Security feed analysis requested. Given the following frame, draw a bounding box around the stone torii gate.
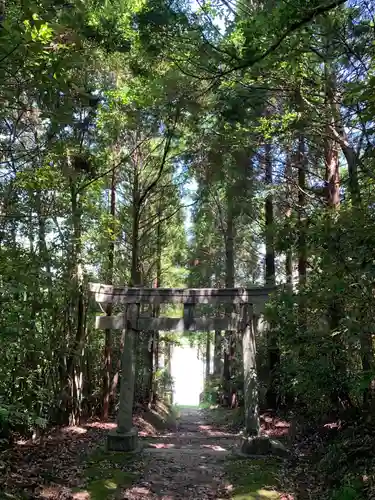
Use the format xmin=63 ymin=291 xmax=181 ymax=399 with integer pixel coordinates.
xmin=89 ymin=284 xmax=274 ymax=452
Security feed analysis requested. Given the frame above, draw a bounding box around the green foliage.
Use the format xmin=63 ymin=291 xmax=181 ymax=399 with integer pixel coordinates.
xmin=155 ymin=367 xmax=174 ymax=393
xmin=331 ymin=485 xmax=364 ymax=500
xmin=0 ymin=0 xmax=189 ymax=432
xmin=265 ymin=203 xmax=375 ymax=418
xmin=201 ymin=375 xmax=223 ymax=406
xmin=0 ymin=400 xmax=46 ymax=445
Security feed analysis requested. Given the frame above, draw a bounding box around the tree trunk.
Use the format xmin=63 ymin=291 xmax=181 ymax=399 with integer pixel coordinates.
xmin=326 ymin=62 xmax=361 ymax=206
xmin=264 ymin=144 xmax=279 ymax=409
xmin=164 ymin=341 xmax=173 ymax=404
xmin=295 ymin=133 xmax=308 ymax=378
xmin=103 ymin=167 xmax=116 ymax=420
xmin=264 ymin=144 xmax=276 ymax=285
xmin=359 ymin=319 xmax=374 ymax=407
xmin=151 ymin=210 xmax=162 ymax=405
xmin=224 ymin=188 xmax=235 ymax=403
xmin=324 ymin=63 xmax=352 ymax=409
xmin=297 ymin=135 xmax=307 ymax=285
xmin=324 ymin=64 xmax=340 ymax=209
xmin=205 ymin=332 xmax=211 ymax=380
xmin=285 ymin=152 xmax=293 ymax=286
xmin=34 ymin=190 xmax=53 ymax=319
xmin=66 ymin=180 xmax=86 ymax=425
xmin=330 ymin=126 xmax=361 ymax=206
xmin=325 ymin=138 xmax=340 ymax=208
xmin=143 ymin=331 xmax=153 ymax=406
xmin=213 ymin=330 xmax=222 ymax=377
xmin=131 ymin=166 xmax=141 ymax=405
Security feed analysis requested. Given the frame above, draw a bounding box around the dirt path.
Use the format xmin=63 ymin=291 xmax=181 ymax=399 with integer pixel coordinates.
xmin=123 ymin=407 xmax=240 ymax=499
xmin=1 ymin=407 xmax=291 ymax=499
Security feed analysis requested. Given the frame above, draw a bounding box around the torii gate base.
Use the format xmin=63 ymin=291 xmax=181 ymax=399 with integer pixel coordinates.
xmin=89 ymin=284 xmax=274 ymax=452
xmin=107 ymin=428 xmax=139 ymax=452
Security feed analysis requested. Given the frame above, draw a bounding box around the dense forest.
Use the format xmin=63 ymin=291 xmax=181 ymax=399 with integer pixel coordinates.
xmin=1 ymin=0 xmax=375 ymax=498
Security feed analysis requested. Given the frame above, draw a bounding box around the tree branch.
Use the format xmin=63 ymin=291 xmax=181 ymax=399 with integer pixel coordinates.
xmin=77 ymin=138 xmax=149 ymax=193
xmin=216 ymin=0 xmax=347 ymax=78
xmin=137 ymin=108 xmax=180 ymax=209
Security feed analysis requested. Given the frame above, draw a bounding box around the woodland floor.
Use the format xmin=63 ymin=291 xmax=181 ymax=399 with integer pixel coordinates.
xmin=0 ymin=406 xmax=293 ymax=500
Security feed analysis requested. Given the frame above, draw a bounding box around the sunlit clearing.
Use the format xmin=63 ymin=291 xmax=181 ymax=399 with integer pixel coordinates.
xmin=171 ymin=344 xmax=203 ymax=406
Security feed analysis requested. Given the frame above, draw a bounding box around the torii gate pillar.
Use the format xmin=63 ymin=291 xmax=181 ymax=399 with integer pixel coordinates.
xmin=107 ymin=305 xmax=139 ymax=452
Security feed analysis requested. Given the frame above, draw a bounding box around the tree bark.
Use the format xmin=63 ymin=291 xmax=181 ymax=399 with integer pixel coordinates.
xmin=324 ymin=63 xmax=340 ymax=209
xmin=264 ymin=144 xmax=279 ymax=409
xmin=224 ymin=188 xmax=235 ymax=401
xmin=359 ymin=319 xmax=374 ymax=407
xmin=265 ymin=144 xmax=276 ymax=285
xmin=151 ymin=210 xmax=162 ymax=405
xmin=213 ymin=330 xmax=222 ymax=377
xmin=329 ymin=125 xmax=361 ymax=206
xmin=66 ymin=180 xmax=86 ymax=425
xmin=297 ymin=135 xmax=307 ymax=285
xmin=205 ymin=332 xmax=211 ymax=380
xmin=103 ymin=167 xmax=116 ymax=420
xmin=285 ymin=152 xmax=293 ymax=286
xmin=324 ymin=62 xmax=352 ymax=409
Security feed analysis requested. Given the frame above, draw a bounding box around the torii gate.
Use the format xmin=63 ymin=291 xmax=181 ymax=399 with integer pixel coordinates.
xmin=89 ymin=284 xmax=274 ymax=451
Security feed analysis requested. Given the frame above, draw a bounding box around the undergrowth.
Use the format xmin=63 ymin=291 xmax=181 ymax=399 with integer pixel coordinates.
xmin=286 ymin=420 xmax=375 ymax=499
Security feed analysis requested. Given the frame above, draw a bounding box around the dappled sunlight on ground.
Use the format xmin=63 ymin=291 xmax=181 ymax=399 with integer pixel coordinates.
xmin=0 ymin=406 xmax=297 ymax=499
xmin=122 ymin=486 xmax=156 ymax=498
xmin=148 ymin=442 xmax=176 ymax=448
xmin=85 ymin=421 xmax=116 ymax=430
xmin=40 ymin=486 xmax=64 ymax=499
xmin=61 ymin=425 xmax=88 ymax=434
xmin=14 ymin=438 xmax=29 ymax=445
xmin=198 ymin=423 xmax=238 ymax=437
xmin=0 ymin=402 xmax=180 ymax=498
xmin=260 ymin=414 xmax=290 ymax=439
xmin=202 ymin=407 xmax=292 ymax=442
xmin=201 ymin=444 xmax=227 ymax=451
xmin=72 ymin=491 xmax=90 ymax=500
xmin=134 ymin=417 xmax=159 ymax=437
